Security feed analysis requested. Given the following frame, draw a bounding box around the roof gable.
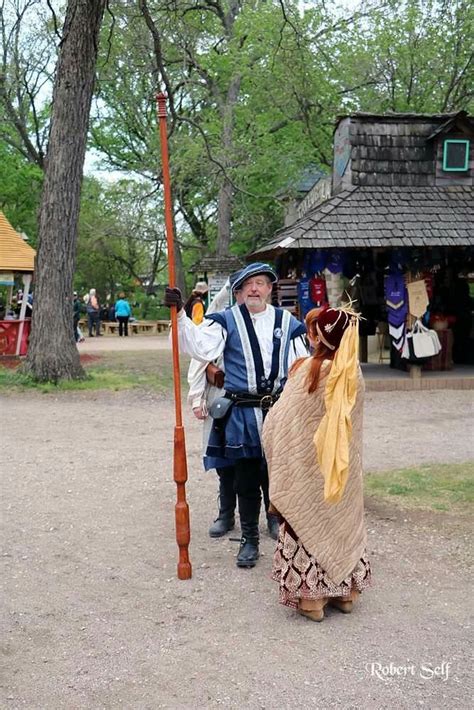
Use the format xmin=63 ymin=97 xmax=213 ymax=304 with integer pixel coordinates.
xmin=426 ymin=112 xmax=474 ymax=141
xmin=0 ymin=211 xmax=36 ymax=272
xmin=332 ymin=111 xmax=474 ymax=190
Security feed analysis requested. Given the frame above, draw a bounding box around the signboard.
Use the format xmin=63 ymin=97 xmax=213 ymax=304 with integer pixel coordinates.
xmin=208 ymin=273 xmax=233 ymax=309
xmin=0 ymin=272 xmax=14 ymax=286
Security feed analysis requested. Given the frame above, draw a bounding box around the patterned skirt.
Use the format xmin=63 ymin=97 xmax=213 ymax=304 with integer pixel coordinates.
xmin=272 ymin=521 xmax=372 ymax=609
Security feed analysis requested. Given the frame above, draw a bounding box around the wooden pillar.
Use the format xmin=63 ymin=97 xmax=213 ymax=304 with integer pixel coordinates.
xmin=15 ymin=273 xmax=32 ymax=356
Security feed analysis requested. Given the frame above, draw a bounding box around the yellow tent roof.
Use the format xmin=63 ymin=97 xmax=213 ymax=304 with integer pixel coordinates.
xmin=0 ymin=211 xmax=36 ymax=272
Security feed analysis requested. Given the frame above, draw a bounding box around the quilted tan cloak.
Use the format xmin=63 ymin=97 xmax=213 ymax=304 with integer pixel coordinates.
xmin=262 ymin=358 xmax=366 ymax=585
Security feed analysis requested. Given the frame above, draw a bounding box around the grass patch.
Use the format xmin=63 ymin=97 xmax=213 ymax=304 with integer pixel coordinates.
xmin=365 ymin=462 xmax=474 ymax=513
xmin=0 ymin=350 xmax=189 ymax=394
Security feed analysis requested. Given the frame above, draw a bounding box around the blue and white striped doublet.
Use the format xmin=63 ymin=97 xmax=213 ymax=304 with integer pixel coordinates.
xmin=204 ymin=304 xmax=306 ymax=468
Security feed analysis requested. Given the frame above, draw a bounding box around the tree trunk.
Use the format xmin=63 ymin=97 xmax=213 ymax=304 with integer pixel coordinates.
xmin=216 ymin=177 xmax=233 ymax=257
xmin=173 ymin=217 xmax=185 ymax=294
xmin=23 ymin=0 xmax=106 ymax=382
xmin=215 ymin=73 xmax=241 ymax=257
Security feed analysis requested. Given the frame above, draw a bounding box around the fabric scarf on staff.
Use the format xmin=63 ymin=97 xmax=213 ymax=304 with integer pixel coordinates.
xmin=313 ymin=306 xmax=360 ymax=504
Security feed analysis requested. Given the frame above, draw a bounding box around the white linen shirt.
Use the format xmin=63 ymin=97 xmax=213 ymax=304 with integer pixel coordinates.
xmin=177 ymin=305 xmax=308 ymax=383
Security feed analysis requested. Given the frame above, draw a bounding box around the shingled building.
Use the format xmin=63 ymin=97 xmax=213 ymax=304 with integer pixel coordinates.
xmin=250 ymin=112 xmax=474 ymax=369
xmin=253 ymin=111 xmax=473 ymax=254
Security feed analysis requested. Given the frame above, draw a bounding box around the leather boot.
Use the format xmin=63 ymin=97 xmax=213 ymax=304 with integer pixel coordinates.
xmin=266 ymin=513 xmax=280 ymax=540
xmin=208 ymin=468 xmax=236 ymax=538
xmin=298 ymin=597 xmax=328 ymax=622
xmin=328 ymin=589 xmax=360 ymax=614
xmin=236 ymin=494 xmax=260 ymax=568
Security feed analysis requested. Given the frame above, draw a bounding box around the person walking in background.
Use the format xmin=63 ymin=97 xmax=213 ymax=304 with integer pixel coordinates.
xmin=86 ymin=288 xmax=101 ymax=337
xmin=73 ymin=292 xmax=81 ymax=342
xmin=115 ymin=292 xmax=132 ymax=336
xmin=184 ymin=281 xmax=209 ymax=324
xmin=262 ymin=306 xmax=372 ymax=622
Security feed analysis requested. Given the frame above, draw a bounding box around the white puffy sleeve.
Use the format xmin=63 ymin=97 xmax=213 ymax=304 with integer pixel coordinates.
xmin=175 ymin=310 xmax=227 ymax=362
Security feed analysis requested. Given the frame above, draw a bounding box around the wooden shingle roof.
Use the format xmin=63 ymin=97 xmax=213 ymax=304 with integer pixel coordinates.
xmin=0 ymin=211 xmax=36 ymax=272
xmin=251 ymin=185 xmax=474 ymax=257
xmin=190 ymin=255 xmax=244 ymax=273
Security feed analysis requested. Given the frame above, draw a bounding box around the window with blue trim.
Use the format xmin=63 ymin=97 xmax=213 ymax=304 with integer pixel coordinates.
xmin=442 ymin=139 xmax=470 ymax=171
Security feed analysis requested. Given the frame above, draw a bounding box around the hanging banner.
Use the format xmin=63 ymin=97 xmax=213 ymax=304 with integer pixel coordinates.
xmin=407 ymin=280 xmax=429 ymax=318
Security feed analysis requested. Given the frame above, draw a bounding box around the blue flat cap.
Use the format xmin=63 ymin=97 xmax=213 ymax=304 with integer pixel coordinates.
xmin=229 ymin=269 xmax=242 ymax=290
xmin=232 ymin=262 xmax=277 ymax=291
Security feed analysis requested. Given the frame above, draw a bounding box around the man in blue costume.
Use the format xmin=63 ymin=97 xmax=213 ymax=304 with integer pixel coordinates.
xmin=165 ymin=263 xmax=308 ymax=568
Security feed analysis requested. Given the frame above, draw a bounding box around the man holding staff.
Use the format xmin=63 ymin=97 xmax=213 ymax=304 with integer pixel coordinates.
xmin=165 ymin=262 xmax=308 ymax=568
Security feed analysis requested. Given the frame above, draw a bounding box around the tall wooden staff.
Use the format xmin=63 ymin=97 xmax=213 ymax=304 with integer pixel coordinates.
xmin=156 ymin=92 xmax=192 ymax=580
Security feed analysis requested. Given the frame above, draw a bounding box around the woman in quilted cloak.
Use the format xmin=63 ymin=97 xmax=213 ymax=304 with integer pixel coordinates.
xmin=262 ymin=306 xmax=372 ymax=622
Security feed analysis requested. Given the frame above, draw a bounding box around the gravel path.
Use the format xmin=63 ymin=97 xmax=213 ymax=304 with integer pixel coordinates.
xmin=78 ymin=335 xmax=170 ymax=352
xmin=1 ymin=388 xmax=473 ymax=709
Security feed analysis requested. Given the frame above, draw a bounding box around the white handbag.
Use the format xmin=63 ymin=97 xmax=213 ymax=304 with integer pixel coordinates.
xmin=411 ymin=319 xmax=441 ymax=358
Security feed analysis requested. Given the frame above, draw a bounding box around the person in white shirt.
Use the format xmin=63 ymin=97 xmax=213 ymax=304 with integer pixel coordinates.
xmin=165 ymin=263 xmax=308 ymax=568
xmin=187 ymin=277 xmax=236 ymax=539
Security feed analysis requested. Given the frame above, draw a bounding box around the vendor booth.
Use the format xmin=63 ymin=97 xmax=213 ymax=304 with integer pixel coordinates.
xmin=250 ymin=112 xmax=474 ymax=371
xmin=0 ymin=211 xmax=35 ymax=356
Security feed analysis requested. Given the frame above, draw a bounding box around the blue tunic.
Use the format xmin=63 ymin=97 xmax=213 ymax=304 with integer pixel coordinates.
xmin=203 ymin=304 xmax=306 ymax=469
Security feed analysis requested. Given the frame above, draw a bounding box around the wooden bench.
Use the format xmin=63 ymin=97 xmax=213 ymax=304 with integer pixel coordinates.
xmin=133 ymin=321 xmax=158 ymax=335
xmin=101 ymin=320 xmax=168 ymax=335
xmin=101 ymin=321 xmax=122 ymax=335
xmin=80 ymin=319 xmax=169 ymax=335
xmin=156 ymin=320 xmax=170 ymax=333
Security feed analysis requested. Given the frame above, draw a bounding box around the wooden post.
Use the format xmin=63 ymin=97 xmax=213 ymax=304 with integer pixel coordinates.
xmin=15 ymin=273 xmax=32 ymax=356
xmin=156 ymin=92 xmax=192 ymax=580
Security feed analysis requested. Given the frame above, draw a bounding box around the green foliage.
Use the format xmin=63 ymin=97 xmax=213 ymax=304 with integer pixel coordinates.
xmin=2 ymin=0 xmax=473 ymax=295
xmin=131 ymin=292 xmax=167 ymax=320
xmin=341 ymin=0 xmax=474 ymax=113
xmin=76 ymin=177 xmax=167 ymax=300
xmin=90 ymin=0 xmax=474 ymax=266
xmin=0 ymin=144 xmax=43 ymax=243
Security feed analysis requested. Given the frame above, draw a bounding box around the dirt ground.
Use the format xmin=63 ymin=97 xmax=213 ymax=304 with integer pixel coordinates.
xmin=1 ymin=380 xmax=473 ymax=709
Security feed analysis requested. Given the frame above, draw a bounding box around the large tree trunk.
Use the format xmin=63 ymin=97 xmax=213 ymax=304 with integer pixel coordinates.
xmin=215 ymin=70 xmax=241 ymax=258
xmin=216 ymin=177 xmax=233 ymax=257
xmin=23 ymin=0 xmax=106 ymax=382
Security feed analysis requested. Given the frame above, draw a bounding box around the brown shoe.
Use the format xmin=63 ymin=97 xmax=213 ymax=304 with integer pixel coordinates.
xmin=328 ymin=589 xmax=360 ymax=614
xmin=298 ymin=597 xmax=328 ymax=622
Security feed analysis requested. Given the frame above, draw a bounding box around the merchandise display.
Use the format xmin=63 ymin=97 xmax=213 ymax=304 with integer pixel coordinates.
xmin=272 ymin=246 xmax=473 ymax=370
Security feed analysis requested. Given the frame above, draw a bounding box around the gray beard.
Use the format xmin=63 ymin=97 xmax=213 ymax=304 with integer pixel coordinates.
xmin=244 ymin=296 xmax=267 ymax=314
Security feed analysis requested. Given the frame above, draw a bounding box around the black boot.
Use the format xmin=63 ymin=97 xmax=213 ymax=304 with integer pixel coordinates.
xmin=208 ymin=468 xmax=236 ymax=538
xmin=236 ymin=495 xmax=260 ymax=568
xmin=266 ymin=513 xmax=280 ymax=541
xmin=237 ymin=536 xmax=259 ymax=567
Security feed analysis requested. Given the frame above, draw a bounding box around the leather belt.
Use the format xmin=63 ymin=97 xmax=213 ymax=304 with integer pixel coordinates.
xmin=224 ymin=391 xmax=280 ymax=410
